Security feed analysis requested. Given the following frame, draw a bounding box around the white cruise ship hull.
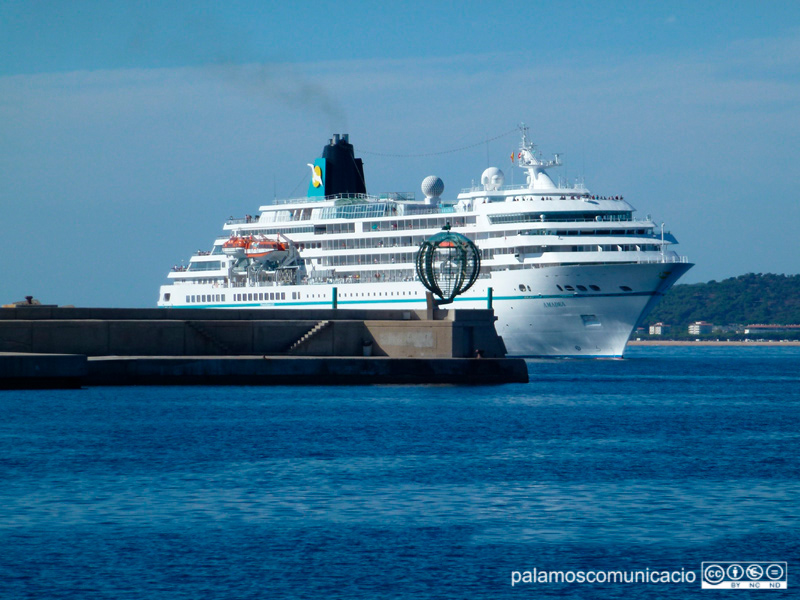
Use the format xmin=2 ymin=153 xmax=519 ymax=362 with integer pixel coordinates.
xmin=481 ymin=262 xmax=693 ymax=357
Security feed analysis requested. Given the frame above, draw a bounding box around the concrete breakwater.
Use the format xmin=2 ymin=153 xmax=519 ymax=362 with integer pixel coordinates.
xmin=0 ymin=307 xmax=529 ymax=387
xmin=86 ymin=356 xmax=527 ymax=386
xmin=0 ymin=353 xmax=87 ymax=389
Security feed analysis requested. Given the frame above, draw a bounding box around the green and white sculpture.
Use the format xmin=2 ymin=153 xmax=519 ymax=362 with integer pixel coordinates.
xmin=415 ymin=224 xmax=481 ymax=304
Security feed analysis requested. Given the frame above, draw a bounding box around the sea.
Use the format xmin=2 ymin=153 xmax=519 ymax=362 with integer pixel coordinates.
xmin=1 ymin=346 xmax=798 ymax=599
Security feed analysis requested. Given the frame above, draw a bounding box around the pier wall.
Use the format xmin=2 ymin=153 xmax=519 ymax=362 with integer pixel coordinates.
xmin=0 ymin=308 xmax=506 ymax=358
xmin=0 ymin=353 xmax=86 ymax=389
xmin=85 ymin=357 xmax=528 ymax=386
xmin=0 ymin=308 xmax=527 ymax=387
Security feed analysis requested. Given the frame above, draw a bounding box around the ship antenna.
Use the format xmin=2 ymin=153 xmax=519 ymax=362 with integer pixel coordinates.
xmin=519 ymin=122 xmax=530 ymax=149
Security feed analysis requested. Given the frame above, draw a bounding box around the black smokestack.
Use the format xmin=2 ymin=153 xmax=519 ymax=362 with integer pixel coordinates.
xmin=322 ymin=133 xmax=366 ymax=196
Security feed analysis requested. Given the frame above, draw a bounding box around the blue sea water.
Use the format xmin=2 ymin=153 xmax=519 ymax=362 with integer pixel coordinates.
xmin=1 ymin=346 xmax=798 ymax=599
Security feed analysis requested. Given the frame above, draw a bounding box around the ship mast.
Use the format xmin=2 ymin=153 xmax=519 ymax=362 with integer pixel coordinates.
xmin=517 ymin=123 xmax=561 ymax=191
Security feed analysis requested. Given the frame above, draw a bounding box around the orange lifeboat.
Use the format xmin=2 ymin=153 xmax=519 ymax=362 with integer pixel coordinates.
xmin=222 ymin=236 xmax=249 ymax=258
xmin=245 ymin=239 xmax=286 ymax=259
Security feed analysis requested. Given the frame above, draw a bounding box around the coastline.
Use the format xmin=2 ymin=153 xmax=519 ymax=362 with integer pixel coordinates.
xmin=627 ymin=340 xmax=800 ymax=347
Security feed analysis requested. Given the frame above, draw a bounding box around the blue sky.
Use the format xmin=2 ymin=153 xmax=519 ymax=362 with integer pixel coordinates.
xmin=2 ymin=1 xmax=799 ymax=306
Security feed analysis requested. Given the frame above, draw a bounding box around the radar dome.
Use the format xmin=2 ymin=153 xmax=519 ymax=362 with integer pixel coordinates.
xmin=481 ymin=167 xmax=505 ymax=191
xmin=421 ymin=175 xmax=444 ymax=198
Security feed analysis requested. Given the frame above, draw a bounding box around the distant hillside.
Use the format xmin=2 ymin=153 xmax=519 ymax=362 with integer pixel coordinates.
xmin=643 ymin=273 xmax=800 ymax=328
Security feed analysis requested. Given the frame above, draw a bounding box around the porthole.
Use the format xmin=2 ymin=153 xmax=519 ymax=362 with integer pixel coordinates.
xmin=590 ymin=285 xmax=601 ymax=291
xmin=576 ymin=285 xmax=587 ymax=292
xmin=564 ymin=285 xmax=575 ymax=291
xmin=518 ymin=284 xmax=526 ymax=291
xmin=556 ymin=285 xmax=563 ymax=291
xmin=620 ymin=286 xmax=632 ymax=292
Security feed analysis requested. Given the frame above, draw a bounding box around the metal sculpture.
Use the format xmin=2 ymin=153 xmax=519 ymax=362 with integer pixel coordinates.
xmin=416 ymin=224 xmax=481 ymax=304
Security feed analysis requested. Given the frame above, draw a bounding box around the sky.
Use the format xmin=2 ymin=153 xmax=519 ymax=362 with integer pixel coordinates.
xmin=2 ymin=1 xmax=799 ymax=307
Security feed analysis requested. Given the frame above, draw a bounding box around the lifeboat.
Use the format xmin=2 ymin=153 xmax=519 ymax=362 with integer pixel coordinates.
xmin=245 ymin=239 xmax=286 ymax=259
xmin=222 ymin=236 xmax=250 ymax=258
xmin=223 ymin=235 xmax=288 ymax=261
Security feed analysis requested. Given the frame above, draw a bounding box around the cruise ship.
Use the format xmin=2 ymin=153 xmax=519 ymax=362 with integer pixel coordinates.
xmin=157 ymin=127 xmax=692 ymax=357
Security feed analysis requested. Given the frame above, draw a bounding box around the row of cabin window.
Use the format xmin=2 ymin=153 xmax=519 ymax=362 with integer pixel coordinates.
xmin=186 ymin=289 xmax=425 ymax=304
xmin=517 ymin=284 xmax=607 ymax=293
xmin=186 ymin=294 xmax=226 ymax=303
xmin=233 ymin=292 xmax=289 ymax=302
xmin=532 ymin=284 xmax=633 ymax=293
xmin=558 ymin=284 xmax=602 ymax=292
xmin=339 ymin=290 xmax=421 ymax=298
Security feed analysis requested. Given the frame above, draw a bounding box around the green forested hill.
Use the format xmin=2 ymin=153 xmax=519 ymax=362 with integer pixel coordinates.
xmin=643 ymin=273 xmax=800 ymax=327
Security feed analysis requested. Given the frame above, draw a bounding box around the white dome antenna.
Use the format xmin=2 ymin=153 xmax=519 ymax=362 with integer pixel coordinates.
xmin=481 ymin=167 xmax=505 ymax=191
xmin=421 ymin=175 xmax=444 ymax=205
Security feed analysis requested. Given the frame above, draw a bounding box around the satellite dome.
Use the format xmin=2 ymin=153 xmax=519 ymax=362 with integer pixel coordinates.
xmin=421 ymin=175 xmax=444 ymax=198
xmin=481 ymin=167 xmax=505 ymax=191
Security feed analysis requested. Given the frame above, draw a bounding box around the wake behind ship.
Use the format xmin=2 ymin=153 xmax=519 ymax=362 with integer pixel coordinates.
xmin=158 ymin=127 xmax=692 ymax=357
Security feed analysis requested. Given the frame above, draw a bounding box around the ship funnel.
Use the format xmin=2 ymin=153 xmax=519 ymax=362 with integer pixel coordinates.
xmin=308 ymin=134 xmax=367 ymax=198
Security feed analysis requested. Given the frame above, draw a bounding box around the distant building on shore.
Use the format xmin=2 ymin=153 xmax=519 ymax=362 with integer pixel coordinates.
xmin=744 ymin=324 xmax=800 ymax=334
xmin=649 ymin=322 xmax=669 ymax=335
xmin=688 ymin=321 xmax=713 ymax=335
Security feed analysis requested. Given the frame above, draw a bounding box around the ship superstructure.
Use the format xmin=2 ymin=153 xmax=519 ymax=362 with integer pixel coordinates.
xmin=158 ymin=127 xmax=692 ymax=356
